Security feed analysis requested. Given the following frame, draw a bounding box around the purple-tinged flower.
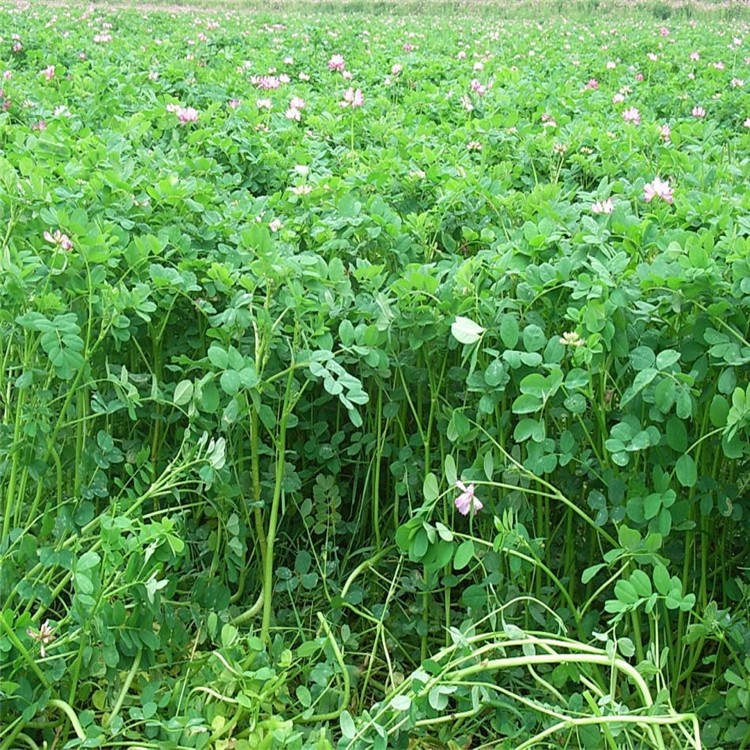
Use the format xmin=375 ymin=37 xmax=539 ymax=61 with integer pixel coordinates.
xmin=455 ymin=481 xmax=482 ymax=516
xmin=340 ymin=87 xmax=364 ymax=108
xmin=41 ymin=65 xmax=55 ymax=81
xmin=328 ymin=54 xmax=345 ymax=72
xmin=643 ymin=177 xmax=673 ymax=204
xmin=44 ymin=229 xmax=73 ymax=251
xmin=622 ymin=107 xmax=641 ymax=125
xmin=177 ymin=106 xmax=198 ymax=124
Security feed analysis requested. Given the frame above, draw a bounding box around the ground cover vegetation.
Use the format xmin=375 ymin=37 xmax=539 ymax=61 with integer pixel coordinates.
xmin=0 ymin=3 xmax=749 ymax=749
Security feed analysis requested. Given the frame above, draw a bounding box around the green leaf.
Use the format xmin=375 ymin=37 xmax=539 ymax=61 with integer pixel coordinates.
xmin=219 ymin=370 xmax=242 ymax=395
xmin=454 ymin=540 xmax=475 ymax=571
xmin=630 ymin=570 xmax=652 ymax=598
xmin=582 ymin=563 xmax=606 ymax=584
xmin=500 ymin=315 xmax=519 ymax=348
xmin=511 ymin=393 xmax=543 ymax=414
xmin=390 ymin=695 xmax=411 ymax=711
xmin=444 ymin=455 xmax=457 ymax=487
xmin=522 ymin=324 xmax=546 ymax=352
xmin=656 ymin=349 xmax=681 ymax=369
xmin=483 ymin=451 xmax=494 ymax=480
xmin=207 ymin=345 xmax=229 ymax=369
xmin=340 ymin=710 xmax=356 ymax=740
xmin=451 ymin=316 xmax=485 ymax=345
xmin=653 ymin=564 xmax=671 ymax=596
xmin=675 ymin=454 xmax=697 ymax=488
xmin=423 ymin=473 xmax=439 ymax=503
xmin=630 ymin=346 xmax=655 ymax=371
xmin=173 ymin=380 xmax=193 ymax=406
xmin=709 ymin=395 xmax=729 ymax=427
xmin=77 ymin=552 xmax=100 ymax=571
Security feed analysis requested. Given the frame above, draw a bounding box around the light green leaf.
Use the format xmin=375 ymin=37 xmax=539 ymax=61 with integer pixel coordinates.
xmin=451 ymin=316 xmax=485 ymax=345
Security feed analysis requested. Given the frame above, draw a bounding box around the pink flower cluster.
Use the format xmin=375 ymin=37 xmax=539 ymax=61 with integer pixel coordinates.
xmin=339 ymin=87 xmax=364 ymax=108
xmin=44 ymin=229 xmax=73 ymax=250
xmin=622 ymin=107 xmax=641 ymax=125
xmin=328 ymin=54 xmax=345 ymax=72
xmin=285 ymin=96 xmax=306 ymax=120
xmin=167 ymin=104 xmax=199 ymax=124
xmin=251 ymin=75 xmax=280 ymax=90
xmin=644 ymin=177 xmax=673 ymax=204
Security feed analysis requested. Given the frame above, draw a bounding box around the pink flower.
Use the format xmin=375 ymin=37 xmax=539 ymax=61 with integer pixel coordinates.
xmin=660 ymin=26 xmax=670 ymax=36
xmin=584 ymin=78 xmax=599 ymax=90
xmin=3 ymin=70 xmax=12 ymax=80
xmin=690 ymin=51 xmax=700 ymax=61
xmin=592 ymin=198 xmax=614 ymax=214
xmin=44 ymin=229 xmax=73 ymax=251
xmin=41 ymin=65 xmax=55 ymax=81
xmin=643 ymin=177 xmax=673 ymax=204
xmin=470 ymin=79 xmax=486 ymax=96
xmin=340 ymin=87 xmax=364 ymax=108
xmin=289 ymin=96 xmax=306 ymax=110
xmin=659 ymin=123 xmax=671 ymax=142
xmin=252 ymin=75 xmax=280 ymax=90
xmin=612 ymin=93 xmax=625 ymax=104
xmin=285 ymin=106 xmax=301 ymax=121
xmin=731 ymin=78 xmax=745 ymax=88
xmin=391 ymin=64 xmax=402 ymax=75
xmin=457 ymin=50 xmax=467 ymax=60
xmin=403 ymin=42 xmax=415 ymax=52
xmin=177 ymin=106 xmax=198 ymax=124
xmin=32 ymin=119 xmax=46 ymax=131
xmin=622 ymin=107 xmax=641 ymax=125
xmin=455 ymin=481 xmax=483 ymax=516
xmin=12 ymin=42 xmax=23 ymax=53
xmin=328 ymin=54 xmax=345 ymax=72
xmin=714 ymin=61 xmax=725 ymax=70
xmin=635 ymin=72 xmax=644 ymax=81
xmin=228 ymin=98 xmax=241 ymax=109
xmin=691 ymin=106 xmax=706 ymax=118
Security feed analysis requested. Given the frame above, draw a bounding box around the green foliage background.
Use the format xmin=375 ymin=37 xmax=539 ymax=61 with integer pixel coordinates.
xmin=0 ymin=2 xmax=748 ymax=749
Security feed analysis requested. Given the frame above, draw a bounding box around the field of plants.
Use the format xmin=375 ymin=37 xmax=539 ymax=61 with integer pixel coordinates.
xmin=0 ymin=1 xmax=749 ymax=748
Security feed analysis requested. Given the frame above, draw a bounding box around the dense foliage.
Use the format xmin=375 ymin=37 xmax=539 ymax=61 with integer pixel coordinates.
xmin=0 ymin=3 xmax=749 ymax=749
